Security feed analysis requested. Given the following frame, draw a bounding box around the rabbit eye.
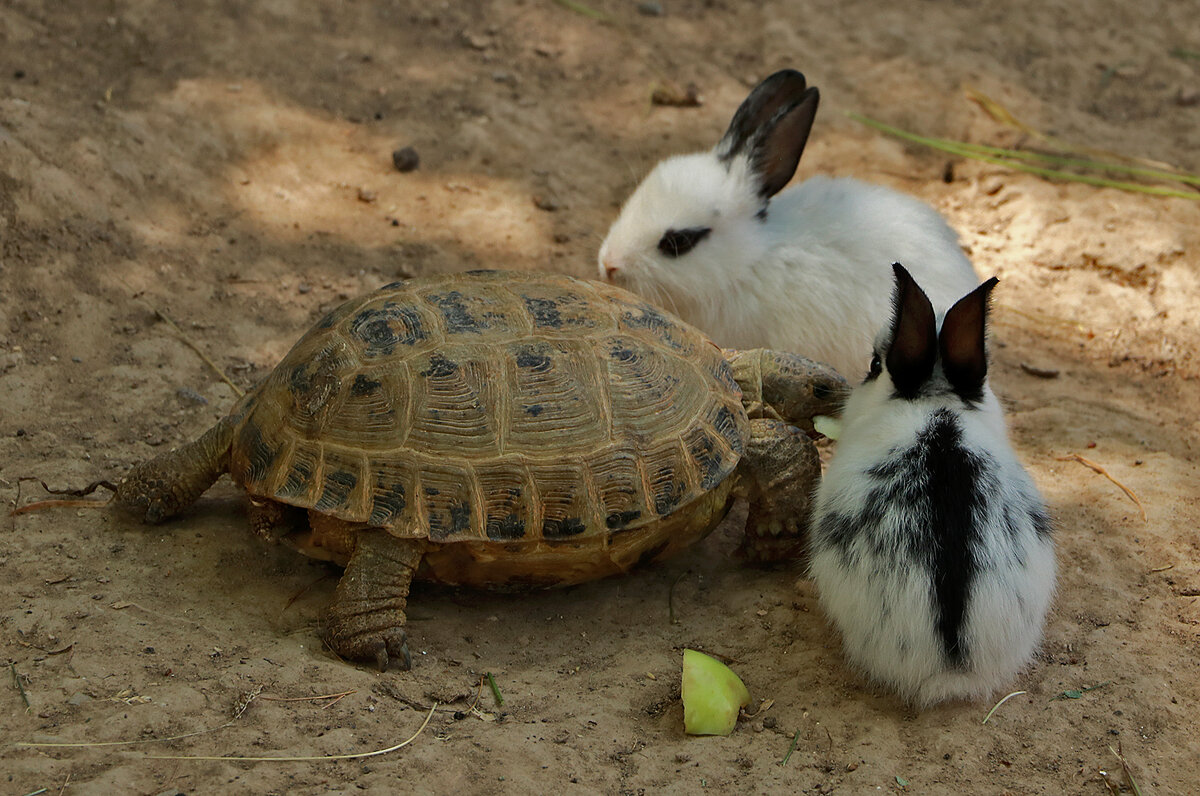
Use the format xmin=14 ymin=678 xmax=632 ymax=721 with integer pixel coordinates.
xmin=657 ymin=227 xmax=712 ymax=258
xmin=866 ymin=354 xmax=882 ymax=381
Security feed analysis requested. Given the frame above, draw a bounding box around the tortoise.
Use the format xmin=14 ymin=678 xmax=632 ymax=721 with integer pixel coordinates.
xmin=114 ymin=269 xmax=846 ymax=670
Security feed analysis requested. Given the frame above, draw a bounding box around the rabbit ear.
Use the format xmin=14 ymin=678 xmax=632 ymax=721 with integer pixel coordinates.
xmin=885 ymin=263 xmax=937 ymax=398
xmin=717 ymin=71 xmax=818 ymax=199
xmin=939 ymin=277 xmax=999 ymax=402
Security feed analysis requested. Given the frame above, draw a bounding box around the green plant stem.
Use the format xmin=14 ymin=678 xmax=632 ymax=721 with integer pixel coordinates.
xmin=849 ymin=113 xmax=1200 ymax=199
xmin=551 ymin=0 xmax=610 ymax=21
xmin=10 ymin=662 xmax=30 ymax=712
xmin=779 ymin=730 xmax=801 ymax=766
xmin=486 ymin=672 xmax=504 ymax=707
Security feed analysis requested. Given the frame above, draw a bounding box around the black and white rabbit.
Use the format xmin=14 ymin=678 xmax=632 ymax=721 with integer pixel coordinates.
xmin=808 ymin=264 xmax=1055 ymax=707
xmin=598 ymin=69 xmax=979 ymax=380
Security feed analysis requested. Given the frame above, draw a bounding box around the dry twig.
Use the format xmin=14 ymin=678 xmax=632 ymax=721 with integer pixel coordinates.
xmin=1055 ymin=454 xmax=1147 ymax=522
xmin=981 ymin=690 xmax=1026 ymax=724
xmin=1109 ymin=743 xmax=1143 ymax=796
xmin=145 ymin=702 xmax=437 ymax=762
xmin=9 ymin=477 xmax=115 ymax=516
xmin=114 ymin=276 xmax=244 ymax=398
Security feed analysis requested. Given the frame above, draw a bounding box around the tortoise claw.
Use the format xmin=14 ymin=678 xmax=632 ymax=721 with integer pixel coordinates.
xmin=375 ymin=629 xmax=412 ymax=672
xmin=326 ymin=626 xmax=412 ymax=671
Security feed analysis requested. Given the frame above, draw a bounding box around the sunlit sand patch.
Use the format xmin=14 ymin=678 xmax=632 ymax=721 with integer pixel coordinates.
xmin=161 ymin=79 xmax=553 ymax=257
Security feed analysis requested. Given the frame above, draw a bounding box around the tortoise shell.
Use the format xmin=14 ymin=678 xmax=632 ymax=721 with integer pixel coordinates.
xmin=227 ymin=270 xmax=747 ymax=546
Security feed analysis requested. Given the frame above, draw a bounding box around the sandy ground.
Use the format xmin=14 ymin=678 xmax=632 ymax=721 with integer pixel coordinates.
xmin=3 ymin=1 xmax=1199 ymax=793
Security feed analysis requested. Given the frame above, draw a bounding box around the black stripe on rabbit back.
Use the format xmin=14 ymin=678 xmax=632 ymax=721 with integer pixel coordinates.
xmin=884 ymin=263 xmax=998 ymax=406
xmin=822 ymin=408 xmax=994 ymax=665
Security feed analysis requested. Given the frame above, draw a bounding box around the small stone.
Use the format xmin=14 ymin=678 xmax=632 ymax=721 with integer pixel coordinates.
xmin=176 ymin=387 xmax=208 ymax=406
xmin=462 ymin=31 xmax=491 ymax=50
xmin=298 ymin=283 xmax=312 ymax=294
xmin=1176 ymin=87 xmax=1200 ymax=107
xmin=982 ymin=177 xmax=1005 ymax=196
xmin=68 ymin=692 xmax=93 ymax=706
xmin=13 ymin=69 xmax=25 ymax=79
xmin=553 ymin=232 xmax=571 ymax=244
xmin=357 ymin=187 xmax=377 ymax=203
xmin=762 ymin=716 xmax=777 ymax=729
xmin=491 ymin=71 xmax=517 ymax=85
xmin=533 ymin=195 xmax=560 ymax=212
xmin=637 ymin=1 xmax=664 ymax=15
xmin=392 ymin=146 xmax=420 ymax=173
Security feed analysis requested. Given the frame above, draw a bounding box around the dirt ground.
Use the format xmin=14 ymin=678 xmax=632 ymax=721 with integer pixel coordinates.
xmin=3 ymin=1 xmax=1199 ymax=793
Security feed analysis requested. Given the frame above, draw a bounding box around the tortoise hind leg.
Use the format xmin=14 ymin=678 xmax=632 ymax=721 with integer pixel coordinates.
xmin=324 ymin=528 xmax=425 ymax=671
xmin=734 ymin=418 xmax=821 ymax=563
xmin=114 ymin=415 xmax=238 ymax=524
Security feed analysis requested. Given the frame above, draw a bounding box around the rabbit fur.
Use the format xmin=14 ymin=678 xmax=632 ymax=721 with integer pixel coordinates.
xmin=808 ymin=264 xmax=1055 ymax=707
xmin=598 ymin=69 xmax=980 ymax=380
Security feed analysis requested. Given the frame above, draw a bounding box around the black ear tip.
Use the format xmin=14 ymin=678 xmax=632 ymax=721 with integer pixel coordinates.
xmin=767 ymin=68 xmax=807 ymax=85
xmin=891 ymin=262 xmax=914 ymax=284
xmin=982 ymin=275 xmax=1000 ymax=292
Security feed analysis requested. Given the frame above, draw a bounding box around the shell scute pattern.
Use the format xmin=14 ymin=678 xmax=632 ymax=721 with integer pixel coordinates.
xmin=230 ymin=271 xmax=745 ymax=543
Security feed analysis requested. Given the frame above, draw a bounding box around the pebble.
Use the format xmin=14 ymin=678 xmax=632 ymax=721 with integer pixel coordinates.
xmin=176 ymin=387 xmax=208 ymax=406
xmin=533 ymin=195 xmax=560 ymax=212
xmin=637 ymin=1 xmax=664 ymax=15
xmin=1176 ymin=87 xmax=1200 ymax=107
xmin=298 ymin=283 xmax=312 ymax=294
xmin=392 ymin=146 xmax=420 ymax=173
xmin=762 ymin=716 xmax=778 ymax=729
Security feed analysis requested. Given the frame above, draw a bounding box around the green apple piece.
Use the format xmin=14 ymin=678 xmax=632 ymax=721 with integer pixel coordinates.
xmin=682 ymin=649 xmax=751 ymax=736
xmin=813 ymin=414 xmax=842 ymax=441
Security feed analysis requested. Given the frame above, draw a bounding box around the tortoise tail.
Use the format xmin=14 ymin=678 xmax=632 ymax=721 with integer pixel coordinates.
xmin=115 ymin=415 xmax=238 ymax=523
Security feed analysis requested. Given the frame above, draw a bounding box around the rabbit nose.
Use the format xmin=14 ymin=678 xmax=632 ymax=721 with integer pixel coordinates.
xmin=600 ymin=254 xmax=620 ymax=282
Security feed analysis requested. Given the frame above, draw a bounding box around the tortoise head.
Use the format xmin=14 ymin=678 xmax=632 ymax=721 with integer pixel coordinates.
xmin=727 ymin=349 xmax=849 ymax=433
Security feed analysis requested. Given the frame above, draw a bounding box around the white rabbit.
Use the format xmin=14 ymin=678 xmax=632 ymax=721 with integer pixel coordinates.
xmin=808 ymin=264 xmax=1055 ymax=707
xmin=598 ymin=69 xmax=979 ymax=380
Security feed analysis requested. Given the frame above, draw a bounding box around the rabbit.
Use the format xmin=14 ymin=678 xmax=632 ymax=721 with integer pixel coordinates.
xmin=807 ymin=263 xmax=1055 ymax=708
xmin=597 ymin=69 xmax=980 ymax=380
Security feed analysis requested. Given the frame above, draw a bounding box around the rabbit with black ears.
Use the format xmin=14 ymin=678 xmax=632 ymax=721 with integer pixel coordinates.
xmin=808 ymin=263 xmax=1055 ymax=707
xmin=598 ymin=70 xmax=979 ymax=380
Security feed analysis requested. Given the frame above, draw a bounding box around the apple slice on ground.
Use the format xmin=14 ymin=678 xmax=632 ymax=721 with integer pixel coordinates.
xmin=681 ymin=649 xmax=751 ymax=736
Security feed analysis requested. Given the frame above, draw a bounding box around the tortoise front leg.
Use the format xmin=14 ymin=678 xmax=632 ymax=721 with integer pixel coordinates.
xmin=735 ymin=418 xmax=821 ymax=563
xmin=114 ymin=415 xmax=237 ymax=523
xmin=325 ymin=529 xmax=425 ymax=671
